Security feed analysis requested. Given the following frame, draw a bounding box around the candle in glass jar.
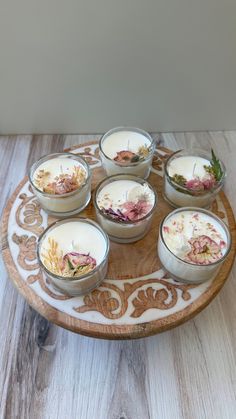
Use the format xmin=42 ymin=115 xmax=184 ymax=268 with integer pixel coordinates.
xmin=94 ymin=174 xmax=157 ymax=243
xmin=29 ymin=153 xmax=91 ymax=217
xmin=158 ymin=208 xmax=231 ymax=283
xmin=37 ymin=218 xmax=109 ymax=295
xmin=164 ymin=149 xmax=225 ymax=208
xmin=99 ymin=127 xmax=155 ymax=179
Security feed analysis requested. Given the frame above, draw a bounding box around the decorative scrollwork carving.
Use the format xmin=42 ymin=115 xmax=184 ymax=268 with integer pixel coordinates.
xmin=12 ymin=233 xmax=39 ymax=271
xmin=75 ymin=278 xmax=196 ymax=319
xmin=152 ymin=147 xmax=171 ymax=172
xmin=15 ymin=187 xmax=44 ymax=236
xmin=74 ymin=146 xmax=100 ymax=166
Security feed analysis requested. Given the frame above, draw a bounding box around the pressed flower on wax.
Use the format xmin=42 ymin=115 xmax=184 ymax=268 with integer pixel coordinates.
xmin=37 ymin=218 xmax=109 ymax=295
xmin=99 ymin=127 xmax=155 ymax=179
xmin=164 ymin=149 xmax=226 ymax=208
xmin=34 ymin=164 xmax=86 ymax=195
xmin=158 ymin=208 xmax=231 ymax=283
xmin=94 ymin=174 xmax=157 ymax=243
xmin=41 ymin=239 xmax=97 ymax=277
xmin=29 ymin=153 xmax=91 ymax=217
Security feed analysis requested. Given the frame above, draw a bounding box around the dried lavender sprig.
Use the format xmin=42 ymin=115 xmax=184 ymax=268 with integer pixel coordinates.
xmin=101 ymin=207 xmax=130 ymax=222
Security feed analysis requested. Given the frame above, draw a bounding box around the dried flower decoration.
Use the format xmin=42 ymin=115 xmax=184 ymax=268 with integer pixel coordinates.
xmin=41 ymin=238 xmax=63 ymax=275
xmin=185 ymin=235 xmax=223 ymax=265
xmin=35 ymin=165 xmax=86 ymax=195
xmin=114 ymin=150 xmax=137 ymax=163
xmin=204 ymin=149 xmax=223 ymax=182
xmin=61 ymin=252 xmax=96 ymax=277
xmin=137 ymin=144 xmax=151 ymax=158
xmin=127 ymin=184 xmax=154 ymax=205
xmin=101 ymin=199 xmax=152 ymax=222
xmin=41 ymin=239 xmax=96 ymax=278
xmin=170 ymin=150 xmax=223 ymax=193
xmin=113 ymin=145 xmax=151 ymax=164
xmin=122 ymin=200 xmax=152 ymax=221
xmin=100 ymin=207 xmax=130 ymax=222
xmin=171 ymin=174 xmax=187 ymax=187
xmin=136 ymin=191 xmax=152 ymax=203
xmin=34 ymin=170 xmax=51 ymax=190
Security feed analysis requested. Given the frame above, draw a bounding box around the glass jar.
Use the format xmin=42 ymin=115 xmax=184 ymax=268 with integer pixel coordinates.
xmin=99 ymin=126 xmax=155 ymax=179
xmin=94 ymin=174 xmax=157 ymax=243
xmin=37 ymin=218 xmax=110 ymax=296
xmin=29 ymin=152 xmax=91 ymax=217
xmin=158 ymin=207 xmax=231 ymax=283
xmin=164 ymin=149 xmax=226 ymax=208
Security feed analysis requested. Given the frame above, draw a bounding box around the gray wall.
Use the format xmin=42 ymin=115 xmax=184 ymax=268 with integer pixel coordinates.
xmin=0 ymin=0 xmax=236 ymax=134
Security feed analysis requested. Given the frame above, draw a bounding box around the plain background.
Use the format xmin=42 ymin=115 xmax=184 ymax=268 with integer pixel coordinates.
xmin=0 ymin=0 xmax=236 ymax=134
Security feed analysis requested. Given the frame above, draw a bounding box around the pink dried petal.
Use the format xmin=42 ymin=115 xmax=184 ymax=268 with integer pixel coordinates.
xmin=122 ymin=200 xmax=152 ymax=221
xmin=202 ymin=174 xmax=216 ymax=190
xmin=46 ymin=175 xmax=79 ymax=194
xmin=185 ymin=178 xmax=204 ymax=191
xmin=62 ymin=252 xmax=96 ymax=271
xmin=185 ymin=235 xmax=222 ymax=265
xmin=220 ymin=240 xmax=226 ymax=248
xmin=114 ymin=150 xmax=136 ymax=162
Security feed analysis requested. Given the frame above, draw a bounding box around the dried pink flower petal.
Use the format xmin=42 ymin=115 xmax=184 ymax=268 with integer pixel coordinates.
xmin=185 ymin=235 xmax=222 ymax=265
xmin=122 ymin=200 xmax=152 ymax=221
xmin=202 ymin=174 xmax=216 ymax=190
xmin=185 ymin=178 xmax=204 ymax=191
xmin=114 ymin=150 xmax=136 ymax=162
xmin=46 ymin=175 xmax=79 ymax=194
xmin=220 ymin=240 xmax=226 ymax=248
xmin=185 ymin=174 xmax=216 ymax=192
xmin=61 ymin=252 xmax=96 ymax=271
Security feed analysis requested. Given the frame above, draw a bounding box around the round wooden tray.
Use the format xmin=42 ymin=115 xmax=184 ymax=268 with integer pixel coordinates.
xmin=1 ymin=143 xmax=236 ymax=339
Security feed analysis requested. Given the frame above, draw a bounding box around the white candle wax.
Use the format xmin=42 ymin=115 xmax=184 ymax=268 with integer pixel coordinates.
xmin=164 ymin=152 xmax=225 ymax=208
xmin=158 ymin=208 xmax=230 ymax=283
xmin=168 ymin=156 xmax=210 ymax=180
xmin=30 ymin=153 xmax=91 ymax=216
xmin=100 ymin=128 xmax=154 ymax=178
xmin=95 ymin=177 xmax=156 ymax=243
xmin=38 ymin=219 xmax=109 ymax=295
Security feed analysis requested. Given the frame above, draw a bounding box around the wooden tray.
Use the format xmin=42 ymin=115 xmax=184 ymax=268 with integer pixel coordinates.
xmin=1 ymin=143 xmax=236 ymax=339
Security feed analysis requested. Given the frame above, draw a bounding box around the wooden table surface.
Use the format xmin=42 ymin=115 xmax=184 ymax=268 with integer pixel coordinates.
xmin=0 ymin=132 xmax=236 ymax=419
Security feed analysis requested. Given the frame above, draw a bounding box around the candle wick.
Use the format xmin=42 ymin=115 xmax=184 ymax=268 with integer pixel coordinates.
xmin=192 ymin=162 xmax=197 ymax=177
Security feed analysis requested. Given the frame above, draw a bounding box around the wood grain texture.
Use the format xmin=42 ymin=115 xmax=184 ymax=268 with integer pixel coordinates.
xmin=0 ymin=133 xmax=236 ymax=418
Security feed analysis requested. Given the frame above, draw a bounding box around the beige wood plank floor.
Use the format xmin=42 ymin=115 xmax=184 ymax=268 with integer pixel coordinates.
xmin=0 ymin=132 xmax=235 ymax=419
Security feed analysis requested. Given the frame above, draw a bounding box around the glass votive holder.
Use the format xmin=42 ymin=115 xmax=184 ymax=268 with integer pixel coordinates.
xmin=158 ymin=207 xmax=231 ymax=284
xmin=94 ymin=174 xmax=157 ymax=243
xmin=29 ymin=152 xmax=91 ymax=217
xmin=37 ymin=218 xmax=110 ymax=296
xmin=99 ymin=126 xmax=155 ymax=179
xmin=164 ymin=149 xmax=226 ymax=208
